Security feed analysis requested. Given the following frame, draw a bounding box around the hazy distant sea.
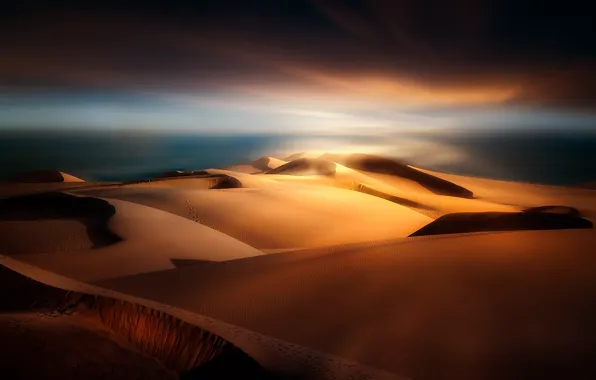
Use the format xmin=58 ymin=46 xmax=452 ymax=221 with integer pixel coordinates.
xmin=1 ymin=129 xmax=595 ymax=185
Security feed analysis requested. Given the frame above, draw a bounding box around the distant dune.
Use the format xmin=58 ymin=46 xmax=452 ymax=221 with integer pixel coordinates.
xmin=12 ymin=170 xmax=84 ymax=183
xmin=321 ymin=153 xmax=473 ymax=198
xmin=226 ymin=156 xmax=288 ymax=174
xmin=410 ymin=208 xmax=593 ymax=236
xmin=0 ymin=192 xmax=121 ymax=254
xmin=2 ymin=152 xmax=596 ymax=380
xmin=266 ymin=157 xmax=337 ymax=176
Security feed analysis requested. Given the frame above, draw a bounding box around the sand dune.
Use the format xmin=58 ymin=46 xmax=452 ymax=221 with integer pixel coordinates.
xmin=1 ymin=197 xmax=263 ymax=281
xmin=321 ymin=153 xmax=473 ymax=198
xmin=266 ymin=157 xmax=337 ymax=176
xmin=0 ymin=265 xmax=262 ymax=380
xmin=410 ymin=209 xmax=593 ymax=236
xmin=93 ymin=229 xmax=596 ymax=380
xmin=1 ymin=256 xmax=406 ymax=380
xmin=413 ymin=166 xmax=596 ymax=218
xmin=11 ymin=170 xmax=84 ymax=183
xmin=0 ymin=192 xmax=121 ymax=254
xmin=265 ymin=161 xmax=517 ymax=217
xmin=125 ymin=174 xmax=243 ymax=190
xmin=3 ymin=152 xmax=596 ymax=380
xmin=75 ymin=185 xmax=431 ymax=249
xmin=226 ymin=156 xmax=287 ymax=174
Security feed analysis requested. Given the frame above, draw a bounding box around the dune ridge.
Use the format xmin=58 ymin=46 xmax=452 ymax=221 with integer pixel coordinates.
xmin=11 ymin=170 xmax=84 ymax=183
xmin=0 ymin=265 xmax=264 ymax=379
xmin=321 ymin=153 xmax=473 ymax=198
xmin=1 ymin=255 xmax=407 ymax=380
xmin=93 ymin=229 xmax=596 ymax=380
xmin=266 ymin=157 xmax=337 ymax=176
xmin=410 ymin=208 xmax=593 ymax=237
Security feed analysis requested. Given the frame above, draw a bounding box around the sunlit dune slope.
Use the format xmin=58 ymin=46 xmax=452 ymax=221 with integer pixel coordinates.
xmin=263 ymin=158 xmax=517 ymax=217
xmin=96 ymin=229 xmax=596 ymax=380
xmin=414 ymin=166 xmax=596 ymax=219
xmin=1 ymin=196 xmax=263 ymax=281
xmin=321 ymin=153 xmax=473 ymax=198
xmin=76 ymin=184 xmax=431 ymax=249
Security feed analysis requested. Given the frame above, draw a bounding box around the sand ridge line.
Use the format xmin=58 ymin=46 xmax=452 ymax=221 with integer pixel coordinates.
xmin=0 ymin=255 xmax=408 ymax=380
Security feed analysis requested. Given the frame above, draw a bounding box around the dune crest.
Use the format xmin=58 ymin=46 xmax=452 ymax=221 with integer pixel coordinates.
xmin=224 ymin=156 xmax=288 ymax=174
xmin=321 ymin=153 xmax=473 ymax=198
xmin=410 ymin=208 xmax=592 ymax=237
xmin=266 ymin=157 xmax=337 ymax=176
xmin=0 ymin=265 xmax=264 ymax=379
xmin=12 ymin=170 xmax=84 ymax=183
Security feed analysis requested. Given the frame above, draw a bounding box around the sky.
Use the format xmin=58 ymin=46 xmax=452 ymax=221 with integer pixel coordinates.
xmin=0 ymin=0 xmax=595 ymax=134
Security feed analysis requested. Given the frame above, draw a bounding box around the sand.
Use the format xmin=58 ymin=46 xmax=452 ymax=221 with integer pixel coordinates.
xmin=74 ymin=185 xmax=431 ymax=250
xmin=226 ymin=156 xmax=288 ymax=174
xmin=1 ymin=151 xmax=595 ymax=380
xmin=0 ymin=312 xmax=177 ymax=380
xmin=10 ymin=170 xmax=85 ymax=183
xmin=1 ymin=195 xmax=263 ymax=282
xmin=95 ymin=229 xmax=596 ymax=380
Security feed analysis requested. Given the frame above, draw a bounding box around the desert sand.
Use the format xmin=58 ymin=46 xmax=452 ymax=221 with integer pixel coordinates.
xmin=1 ymin=152 xmax=595 ymax=380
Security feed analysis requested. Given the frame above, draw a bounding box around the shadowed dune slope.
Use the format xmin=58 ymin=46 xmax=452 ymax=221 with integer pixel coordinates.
xmin=126 ymin=174 xmax=243 ymax=190
xmin=0 ymin=265 xmax=265 ymax=379
xmin=321 ymin=153 xmax=473 ymax=198
xmin=410 ymin=209 xmax=593 ymax=236
xmin=266 ymin=157 xmax=337 ymax=176
xmin=6 ymin=197 xmax=264 ymax=282
xmin=0 ymin=192 xmax=122 ymax=254
xmin=11 ymin=170 xmax=84 ymax=183
xmin=96 ymin=229 xmax=596 ymax=380
xmin=524 ymin=205 xmax=582 ymax=216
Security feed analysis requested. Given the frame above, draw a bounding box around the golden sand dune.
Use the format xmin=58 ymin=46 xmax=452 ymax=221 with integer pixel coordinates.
xmin=226 ymin=156 xmax=288 ymax=174
xmin=414 ymin=166 xmax=596 ymax=218
xmin=1 ymin=196 xmax=263 ymax=281
xmin=321 ymin=153 xmax=473 ymax=198
xmin=75 ymin=185 xmax=431 ymax=249
xmin=125 ymin=173 xmax=243 ymax=190
xmin=91 ymin=229 xmax=596 ymax=380
xmin=266 ymin=157 xmax=337 ymax=176
xmin=2 ymin=152 xmax=596 ymax=380
xmin=264 ymin=159 xmax=517 ymax=217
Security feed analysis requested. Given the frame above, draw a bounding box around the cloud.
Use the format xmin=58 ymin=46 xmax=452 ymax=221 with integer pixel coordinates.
xmin=0 ymin=3 xmax=594 ymax=117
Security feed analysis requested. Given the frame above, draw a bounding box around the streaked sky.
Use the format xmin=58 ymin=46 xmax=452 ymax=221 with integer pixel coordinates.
xmin=1 ymin=0 xmax=594 ymax=134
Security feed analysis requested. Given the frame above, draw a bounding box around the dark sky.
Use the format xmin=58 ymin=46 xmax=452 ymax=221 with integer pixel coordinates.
xmin=0 ymin=0 xmax=595 ymax=132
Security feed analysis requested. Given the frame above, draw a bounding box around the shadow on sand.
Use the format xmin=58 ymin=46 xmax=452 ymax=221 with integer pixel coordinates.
xmin=0 ymin=192 xmax=122 ymax=248
xmin=410 ymin=206 xmax=593 ymax=237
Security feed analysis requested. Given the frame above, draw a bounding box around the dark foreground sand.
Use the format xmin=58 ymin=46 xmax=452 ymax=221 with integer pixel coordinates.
xmin=0 ymin=312 xmax=177 ymax=380
xmin=0 ymin=266 xmax=267 ymax=380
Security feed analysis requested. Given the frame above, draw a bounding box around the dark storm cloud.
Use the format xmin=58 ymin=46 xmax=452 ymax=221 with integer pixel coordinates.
xmin=0 ymin=0 xmax=594 ymax=109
